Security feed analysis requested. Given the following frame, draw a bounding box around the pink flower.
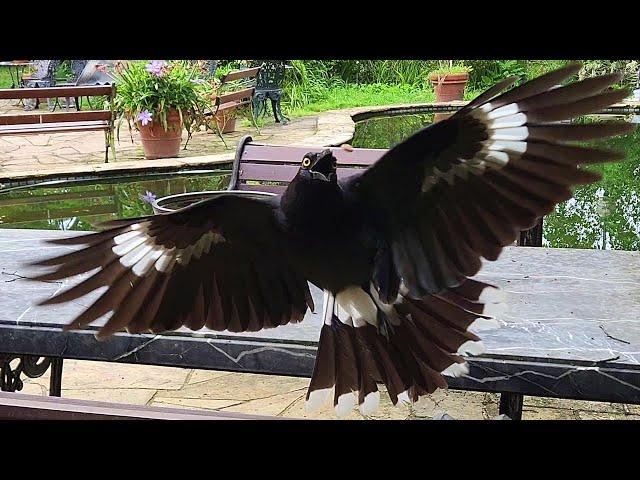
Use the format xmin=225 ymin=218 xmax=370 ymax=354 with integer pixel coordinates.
xmin=140 ymin=191 xmax=157 ymax=204
xmin=137 ymin=110 xmax=153 ymax=126
xmin=146 ymin=60 xmax=167 ymax=77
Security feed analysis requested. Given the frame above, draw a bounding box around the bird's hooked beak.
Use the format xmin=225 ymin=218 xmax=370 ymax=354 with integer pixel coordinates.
xmin=310 ymin=149 xmax=337 ymax=182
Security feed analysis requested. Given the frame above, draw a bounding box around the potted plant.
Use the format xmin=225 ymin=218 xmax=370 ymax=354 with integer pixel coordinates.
xmin=113 ymin=60 xmax=211 ymax=160
xmin=428 ymin=61 xmax=472 ymax=103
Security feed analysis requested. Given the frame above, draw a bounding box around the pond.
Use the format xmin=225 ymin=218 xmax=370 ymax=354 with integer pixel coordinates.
xmin=0 ymin=170 xmax=230 ymax=231
xmin=352 ymin=113 xmax=640 ymax=251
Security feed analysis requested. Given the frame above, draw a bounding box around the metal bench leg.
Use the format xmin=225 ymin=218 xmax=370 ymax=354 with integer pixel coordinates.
xmin=272 ymin=93 xmax=288 ymax=124
xmin=104 ymin=131 xmax=109 ymax=163
xmin=49 ymin=358 xmax=63 ymax=397
xmin=271 ymin=98 xmax=280 ymax=123
xmin=499 ymin=392 xmax=524 ymax=420
xmin=251 ymin=95 xmax=265 ymax=123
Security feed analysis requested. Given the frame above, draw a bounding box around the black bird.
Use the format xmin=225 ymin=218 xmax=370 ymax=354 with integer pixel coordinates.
xmin=31 ymin=62 xmax=634 ymax=416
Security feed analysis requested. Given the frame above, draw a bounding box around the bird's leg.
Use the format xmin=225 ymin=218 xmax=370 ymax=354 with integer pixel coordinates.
xmin=322 ymin=290 xmax=336 ymax=326
xmin=376 ymin=309 xmax=395 ymax=341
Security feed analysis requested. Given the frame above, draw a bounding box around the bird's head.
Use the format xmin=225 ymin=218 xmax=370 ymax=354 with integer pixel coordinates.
xmin=299 ymin=149 xmax=338 ymax=183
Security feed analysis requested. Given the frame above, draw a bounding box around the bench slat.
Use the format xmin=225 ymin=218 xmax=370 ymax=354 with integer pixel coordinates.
xmin=241 ymin=144 xmax=386 ymax=166
xmin=217 ymin=101 xmax=242 ymax=112
xmin=0 ymin=391 xmax=279 ymax=420
xmin=218 ymin=87 xmax=255 ymax=106
xmin=238 ymin=183 xmax=287 ymax=194
xmin=0 ymin=121 xmax=110 ymax=135
xmin=0 ymin=111 xmax=111 ymax=126
xmin=221 ymin=67 xmax=261 ymax=83
xmin=0 ymin=85 xmax=114 ymax=100
xmin=239 ymin=163 xmax=363 ymax=183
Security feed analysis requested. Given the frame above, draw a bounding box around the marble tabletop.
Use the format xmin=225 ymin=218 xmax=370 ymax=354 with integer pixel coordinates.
xmin=1 ymin=228 xmax=639 ymax=402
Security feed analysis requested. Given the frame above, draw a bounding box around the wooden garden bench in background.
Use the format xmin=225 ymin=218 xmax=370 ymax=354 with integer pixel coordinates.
xmin=1 ymin=135 xmax=639 ymax=420
xmin=209 ymin=67 xmax=261 ymax=134
xmin=0 ymin=85 xmax=116 ymax=162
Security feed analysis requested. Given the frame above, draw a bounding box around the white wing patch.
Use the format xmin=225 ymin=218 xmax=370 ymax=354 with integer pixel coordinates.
xmin=422 ymin=102 xmax=531 ymax=193
xmin=335 ymin=286 xmax=378 ymax=327
xmin=111 ymin=223 xmax=225 ymax=277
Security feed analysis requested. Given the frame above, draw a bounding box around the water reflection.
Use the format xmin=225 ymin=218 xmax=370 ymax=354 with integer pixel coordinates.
xmin=0 ymin=172 xmax=231 ymax=231
xmin=352 ymin=113 xmax=640 ymax=251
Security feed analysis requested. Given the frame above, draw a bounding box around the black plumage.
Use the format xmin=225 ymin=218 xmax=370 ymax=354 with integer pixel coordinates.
xmin=30 ymin=62 xmax=634 ymax=416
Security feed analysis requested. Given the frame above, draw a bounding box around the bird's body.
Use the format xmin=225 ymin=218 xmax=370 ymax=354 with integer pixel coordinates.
xmin=30 ymin=63 xmax=635 ymax=417
xmin=281 ymin=173 xmax=377 ymax=292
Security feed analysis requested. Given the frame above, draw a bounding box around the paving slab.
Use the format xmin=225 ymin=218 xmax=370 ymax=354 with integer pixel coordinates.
xmin=151 ymin=397 xmax=241 ymax=410
xmin=221 ymin=390 xmax=307 ymax=416
xmin=157 ymin=371 xmax=309 ymax=401
xmin=62 ymin=388 xmax=156 ymax=405
xmin=57 ymin=360 xmax=190 ymax=390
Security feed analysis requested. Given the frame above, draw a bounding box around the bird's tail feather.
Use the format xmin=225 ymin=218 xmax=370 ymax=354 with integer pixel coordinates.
xmin=305 ymin=279 xmax=504 ymax=417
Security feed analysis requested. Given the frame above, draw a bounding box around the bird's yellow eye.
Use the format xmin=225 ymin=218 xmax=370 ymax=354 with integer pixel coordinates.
xmin=302 ymin=158 xmax=311 ymax=168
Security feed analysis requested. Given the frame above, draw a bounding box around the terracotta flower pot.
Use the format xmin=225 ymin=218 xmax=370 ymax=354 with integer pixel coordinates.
xmin=214 ymin=108 xmax=237 ymax=133
xmin=429 ymin=72 xmax=469 ymax=103
xmin=137 ymin=108 xmax=183 ymax=160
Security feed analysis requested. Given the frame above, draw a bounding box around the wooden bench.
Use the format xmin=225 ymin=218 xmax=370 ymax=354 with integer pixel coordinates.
xmin=0 ymin=85 xmax=116 ymax=162
xmin=0 ymin=391 xmax=280 ymax=420
xmin=210 ymin=67 xmax=260 ymax=134
xmin=1 ymin=137 xmax=639 ymax=420
xmin=230 ymin=135 xmax=543 ymax=246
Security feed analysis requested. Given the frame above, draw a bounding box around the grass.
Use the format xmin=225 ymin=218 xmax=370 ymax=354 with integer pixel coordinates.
xmin=283 ymin=84 xmax=471 ymax=118
xmin=284 ymin=83 xmax=483 ymax=118
xmin=0 ymin=66 xmax=15 ymax=88
xmin=239 ymin=83 xmax=484 ymax=128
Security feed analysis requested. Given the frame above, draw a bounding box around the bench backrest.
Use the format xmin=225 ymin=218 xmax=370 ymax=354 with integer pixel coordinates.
xmin=0 ymin=84 xmax=115 ymax=101
xmin=230 ymin=135 xmax=541 ymax=245
xmin=229 ymin=135 xmax=386 ymax=194
xmin=0 ymin=85 xmax=116 ymax=129
xmin=216 ymin=67 xmax=260 ymax=111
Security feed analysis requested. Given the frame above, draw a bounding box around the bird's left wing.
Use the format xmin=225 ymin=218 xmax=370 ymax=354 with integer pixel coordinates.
xmin=31 ymin=193 xmax=314 ymax=339
xmin=345 ymin=62 xmax=634 ymax=299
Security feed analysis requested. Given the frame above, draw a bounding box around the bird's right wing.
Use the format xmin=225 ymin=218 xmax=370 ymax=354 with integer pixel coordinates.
xmin=30 ymin=193 xmax=314 ymax=339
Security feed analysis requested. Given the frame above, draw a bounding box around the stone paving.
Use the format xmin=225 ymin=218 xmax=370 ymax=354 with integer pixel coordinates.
xmin=0 ymin=99 xmax=319 ymax=181
xmin=2 ymin=100 xmax=639 ymax=419
xmin=16 ymin=360 xmax=640 ymax=420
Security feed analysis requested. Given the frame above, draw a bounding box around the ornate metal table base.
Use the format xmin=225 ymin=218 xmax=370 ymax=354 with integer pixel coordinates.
xmin=0 ymin=354 xmax=63 ymax=396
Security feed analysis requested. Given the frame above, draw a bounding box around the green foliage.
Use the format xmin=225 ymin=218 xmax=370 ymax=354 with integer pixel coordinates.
xmin=578 ymin=60 xmax=639 ymax=88
xmin=283 ymin=60 xmax=337 ymax=110
xmin=55 ymin=60 xmax=74 ymax=82
xmin=429 ymin=65 xmax=472 ymax=76
xmin=285 ymin=83 xmax=437 ymax=117
xmin=0 ymin=66 xmax=12 ymax=88
xmin=544 ymin=120 xmax=640 ymax=250
xmin=465 ymin=60 xmax=528 ymax=89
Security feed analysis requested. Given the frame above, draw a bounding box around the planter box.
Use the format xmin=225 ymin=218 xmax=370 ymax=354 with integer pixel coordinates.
xmin=214 ymin=108 xmax=237 ymax=133
xmin=429 ymin=72 xmax=469 ymax=103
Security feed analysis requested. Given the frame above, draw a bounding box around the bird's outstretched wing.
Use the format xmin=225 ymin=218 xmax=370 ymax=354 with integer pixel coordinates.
xmin=31 ymin=194 xmax=314 ymax=339
xmin=347 ymin=62 xmax=634 ymax=300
